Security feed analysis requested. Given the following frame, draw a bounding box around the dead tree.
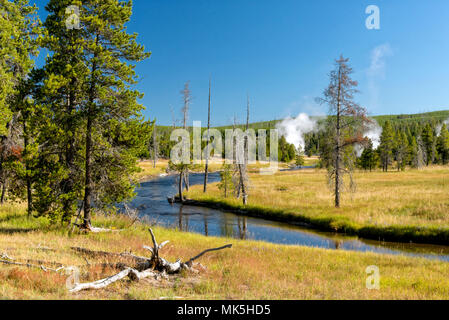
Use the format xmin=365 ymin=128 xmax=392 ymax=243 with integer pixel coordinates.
xmin=181 ymin=81 xmax=191 ymax=191
xmin=152 ymin=121 xmax=158 ymax=169
xmin=69 ymin=228 xmax=232 ymax=292
xmin=234 ymin=97 xmax=250 ymax=205
xmin=317 ymin=56 xmax=371 ymax=208
xmin=203 ymin=77 xmax=212 ymax=193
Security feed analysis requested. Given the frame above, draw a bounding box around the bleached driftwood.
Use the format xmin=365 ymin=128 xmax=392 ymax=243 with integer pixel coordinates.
xmin=68 ymin=228 xmax=232 ymax=292
xmin=69 ymin=267 xmax=157 ymax=293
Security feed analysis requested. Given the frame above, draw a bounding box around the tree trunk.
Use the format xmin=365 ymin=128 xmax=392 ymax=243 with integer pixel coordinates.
xmin=153 ymin=124 xmax=157 ymax=169
xmin=83 ymin=113 xmax=93 ymax=229
xmin=23 ymin=121 xmax=32 ymax=217
xmin=1 ymin=182 xmax=6 ymax=204
xmin=184 ymin=171 xmax=189 ymax=191
xmin=178 ymin=171 xmax=184 ymax=202
xmin=83 ymin=37 xmax=98 ymax=230
xmin=62 ymin=33 xmax=78 ymax=223
xmin=204 ymin=78 xmax=211 ymax=193
xmin=335 ymin=66 xmax=342 ymax=208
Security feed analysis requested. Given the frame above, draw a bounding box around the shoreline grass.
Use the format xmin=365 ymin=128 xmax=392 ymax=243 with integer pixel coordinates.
xmin=1 ymin=203 xmax=449 ymax=299
xmin=186 ymin=166 xmax=449 ymax=246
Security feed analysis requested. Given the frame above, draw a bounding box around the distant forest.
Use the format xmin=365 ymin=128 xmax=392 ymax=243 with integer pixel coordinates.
xmin=148 ymin=110 xmax=449 ymax=169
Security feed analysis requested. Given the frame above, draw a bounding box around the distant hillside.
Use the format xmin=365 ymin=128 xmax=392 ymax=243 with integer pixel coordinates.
xmin=372 ymin=110 xmax=449 ymax=126
xmin=213 ymin=110 xmax=449 ymax=130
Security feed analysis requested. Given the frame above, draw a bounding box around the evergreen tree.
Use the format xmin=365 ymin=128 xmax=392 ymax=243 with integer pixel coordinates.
xmin=0 ymin=0 xmax=40 ymax=211
xmin=395 ymin=131 xmax=409 ymax=171
xmin=437 ymin=123 xmax=449 ymax=165
xmin=218 ymin=163 xmax=234 ymax=198
xmin=36 ymin=0 xmax=150 ymax=226
xmin=379 ymin=121 xmax=394 ymax=172
xmin=359 ymin=139 xmax=378 ymax=171
xmin=0 ymin=0 xmax=40 ymax=135
xmin=317 ymin=56 xmax=370 ymax=208
xmin=422 ymin=123 xmax=436 ymax=165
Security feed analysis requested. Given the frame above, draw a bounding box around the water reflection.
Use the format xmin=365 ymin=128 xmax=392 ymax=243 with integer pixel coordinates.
xmin=128 ymin=172 xmax=449 ymax=262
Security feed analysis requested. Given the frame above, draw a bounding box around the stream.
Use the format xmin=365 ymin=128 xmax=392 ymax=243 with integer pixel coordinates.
xmin=126 ymin=172 xmax=449 ymax=262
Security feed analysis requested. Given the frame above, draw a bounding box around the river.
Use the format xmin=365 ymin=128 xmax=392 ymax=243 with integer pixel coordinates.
xmin=126 ymin=172 xmax=449 ymax=262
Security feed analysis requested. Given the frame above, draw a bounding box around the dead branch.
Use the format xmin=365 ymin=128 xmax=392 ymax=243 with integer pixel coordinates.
xmin=184 ymin=244 xmax=233 ymax=267
xmin=0 ymin=253 xmax=66 ymax=273
xmin=67 ymin=229 xmax=232 ymax=292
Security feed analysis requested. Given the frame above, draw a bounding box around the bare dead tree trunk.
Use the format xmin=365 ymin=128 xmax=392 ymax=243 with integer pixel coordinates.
xmin=181 ymin=81 xmax=191 ymax=191
xmin=240 ymin=95 xmax=250 ymax=205
xmin=153 ymin=122 xmax=158 ymax=169
xmin=335 ymin=65 xmax=342 ymax=209
xmin=178 ymin=170 xmax=184 ymax=203
xmin=204 ymin=77 xmax=211 ymax=193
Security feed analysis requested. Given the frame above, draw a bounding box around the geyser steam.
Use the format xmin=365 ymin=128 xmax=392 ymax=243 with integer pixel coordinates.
xmin=276 ymin=113 xmax=317 ymax=151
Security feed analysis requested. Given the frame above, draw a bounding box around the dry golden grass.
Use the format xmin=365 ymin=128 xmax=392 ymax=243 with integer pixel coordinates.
xmin=187 ymin=166 xmax=449 ymax=242
xmin=135 ymin=160 xmax=169 ymax=180
xmin=135 ymin=158 xmax=296 ymax=181
xmin=1 ymin=203 xmax=449 ymax=299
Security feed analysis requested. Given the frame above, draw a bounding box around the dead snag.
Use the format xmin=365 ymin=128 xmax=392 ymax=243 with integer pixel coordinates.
xmin=68 ymin=229 xmax=232 ymax=292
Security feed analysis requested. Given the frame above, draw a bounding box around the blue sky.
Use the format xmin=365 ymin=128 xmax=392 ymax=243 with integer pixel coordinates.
xmin=32 ymin=0 xmax=449 ymax=126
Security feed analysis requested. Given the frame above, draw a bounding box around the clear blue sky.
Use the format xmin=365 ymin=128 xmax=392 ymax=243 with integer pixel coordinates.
xmin=32 ymin=0 xmax=449 ymax=126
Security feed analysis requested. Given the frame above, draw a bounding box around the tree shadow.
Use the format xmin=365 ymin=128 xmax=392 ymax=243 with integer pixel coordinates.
xmin=0 ymin=213 xmax=25 ymax=224
xmin=0 ymin=228 xmax=36 ymax=235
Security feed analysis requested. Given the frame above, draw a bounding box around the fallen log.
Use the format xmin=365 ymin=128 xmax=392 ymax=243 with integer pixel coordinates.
xmin=68 ymin=229 xmax=232 ymax=292
xmin=69 ymin=267 xmax=157 ymax=293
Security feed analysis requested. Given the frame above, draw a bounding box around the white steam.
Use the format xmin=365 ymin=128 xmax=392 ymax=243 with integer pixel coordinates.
xmin=436 ymin=118 xmax=449 ymax=136
xmin=276 ymin=113 xmax=317 ymax=151
xmin=355 ymin=120 xmax=383 ymax=157
xmin=366 ymin=44 xmax=393 ymax=113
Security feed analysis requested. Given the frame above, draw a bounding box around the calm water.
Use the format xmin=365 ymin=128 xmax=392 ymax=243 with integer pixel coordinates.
xmin=126 ymin=172 xmax=449 ymax=262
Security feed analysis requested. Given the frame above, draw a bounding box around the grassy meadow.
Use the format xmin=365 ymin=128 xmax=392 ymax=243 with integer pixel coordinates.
xmin=186 ymin=166 xmax=449 ymax=244
xmin=1 ymin=203 xmax=449 ymax=299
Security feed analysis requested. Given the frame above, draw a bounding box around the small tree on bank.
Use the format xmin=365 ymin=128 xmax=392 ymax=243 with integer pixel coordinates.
xmin=218 ymin=163 xmax=234 ymax=198
xmin=317 ymin=56 xmax=371 ymax=208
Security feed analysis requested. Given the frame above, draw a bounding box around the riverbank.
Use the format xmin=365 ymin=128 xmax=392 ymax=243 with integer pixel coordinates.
xmin=135 ymin=159 xmax=297 ymax=182
xmin=185 ymin=166 xmax=449 ymax=246
xmin=1 ymin=203 xmax=449 ymax=299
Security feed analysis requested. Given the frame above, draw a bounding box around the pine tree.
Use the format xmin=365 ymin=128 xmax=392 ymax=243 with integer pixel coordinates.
xmin=422 ymin=123 xmax=436 ymax=165
xmin=0 ymin=0 xmax=39 ymax=135
xmin=80 ymin=0 xmax=151 ymax=229
xmin=218 ymin=164 xmax=234 ymax=198
xmin=0 ymin=0 xmax=40 ymax=211
xmin=437 ymin=123 xmax=449 ymax=165
xmin=379 ymin=121 xmax=394 ymax=172
xmin=395 ymin=130 xmax=409 ymax=171
xmin=36 ymin=0 xmax=150 ymax=226
xmin=359 ymin=139 xmax=378 ymax=171
xmin=317 ymin=56 xmax=371 ymax=208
